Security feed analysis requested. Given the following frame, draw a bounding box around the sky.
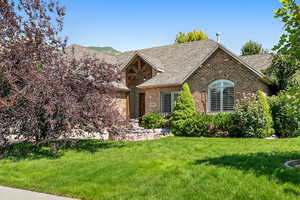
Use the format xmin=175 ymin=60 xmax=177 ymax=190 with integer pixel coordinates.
xmin=61 ymin=0 xmax=284 ymax=55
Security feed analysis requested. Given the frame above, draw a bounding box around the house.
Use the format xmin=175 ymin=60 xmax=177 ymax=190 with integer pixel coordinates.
xmin=68 ymin=40 xmax=274 ymax=119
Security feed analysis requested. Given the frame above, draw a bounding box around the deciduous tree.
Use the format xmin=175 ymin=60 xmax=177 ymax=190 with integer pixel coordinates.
xmin=266 ymin=54 xmax=299 ymax=90
xmin=175 ymin=30 xmax=208 ymax=43
xmin=0 ymin=0 xmax=127 ymax=150
xmin=241 ymin=40 xmax=268 ymax=56
xmin=273 ymin=0 xmax=300 ymax=59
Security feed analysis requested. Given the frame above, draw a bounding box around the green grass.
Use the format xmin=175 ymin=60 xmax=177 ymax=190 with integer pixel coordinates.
xmin=0 ymin=137 xmax=300 ymax=200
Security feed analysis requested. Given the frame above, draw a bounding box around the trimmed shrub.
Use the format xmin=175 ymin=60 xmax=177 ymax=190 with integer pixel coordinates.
xmin=171 ymin=83 xmax=196 ymax=135
xmin=231 ymin=91 xmax=275 ymax=138
xmin=269 ymin=87 xmax=300 ymax=137
xmin=140 ymin=113 xmax=168 ymax=129
xmin=211 ymin=112 xmax=234 ymax=134
xmin=174 ymin=113 xmax=233 ymax=137
xmin=179 ymin=114 xmax=210 ymax=137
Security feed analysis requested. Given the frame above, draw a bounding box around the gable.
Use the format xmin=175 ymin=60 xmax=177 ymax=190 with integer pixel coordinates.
xmin=186 ymin=48 xmax=271 ymax=96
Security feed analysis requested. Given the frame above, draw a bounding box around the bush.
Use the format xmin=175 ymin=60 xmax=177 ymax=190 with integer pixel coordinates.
xmin=140 ymin=113 xmax=168 ymax=129
xmin=269 ymin=87 xmax=300 ymax=137
xmin=231 ymin=91 xmax=275 ymax=138
xmin=171 ymin=83 xmax=196 ymax=135
xmin=174 ymin=113 xmax=233 ymax=137
xmin=211 ymin=112 xmax=234 ymax=133
xmin=257 ymin=91 xmax=275 ymax=137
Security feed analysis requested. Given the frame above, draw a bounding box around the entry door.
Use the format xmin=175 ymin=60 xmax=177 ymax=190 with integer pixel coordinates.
xmin=139 ymin=93 xmax=145 ymax=117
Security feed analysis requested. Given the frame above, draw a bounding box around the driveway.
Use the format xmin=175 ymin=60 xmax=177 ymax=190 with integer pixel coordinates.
xmin=0 ymin=186 xmax=77 ymax=200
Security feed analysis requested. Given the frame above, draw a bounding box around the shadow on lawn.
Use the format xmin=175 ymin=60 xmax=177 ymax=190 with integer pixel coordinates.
xmin=1 ymin=140 xmax=125 ymax=161
xmin=194 ymin=151 xmax=300 ymax=185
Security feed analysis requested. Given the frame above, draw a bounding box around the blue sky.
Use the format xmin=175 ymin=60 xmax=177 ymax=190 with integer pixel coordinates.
xmin=62 ymin=0 xmax=284 ymax=55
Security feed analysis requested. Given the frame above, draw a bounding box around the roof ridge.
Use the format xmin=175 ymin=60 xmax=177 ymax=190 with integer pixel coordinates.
xmin=239 ymin=53 xmax=273 ymax=57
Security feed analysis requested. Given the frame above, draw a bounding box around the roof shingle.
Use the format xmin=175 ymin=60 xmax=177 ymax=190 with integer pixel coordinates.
xmin=117 ymin=40 xmax=219 ymax=87
xmin=240 ymin=54 xmax=273 ymax=71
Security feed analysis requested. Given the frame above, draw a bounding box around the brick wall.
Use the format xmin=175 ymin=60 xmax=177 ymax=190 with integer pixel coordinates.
xmin=186 ymin=48 xmax=271 ymax=113
xmin=143 ymin=48 xmax=271 ymax=114
xmin=144 ymin=86 xmax=181 ymax=113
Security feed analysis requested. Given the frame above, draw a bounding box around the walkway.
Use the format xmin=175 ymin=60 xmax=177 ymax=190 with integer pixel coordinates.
xmin=0 ymin=186 xmax=77 ymax=200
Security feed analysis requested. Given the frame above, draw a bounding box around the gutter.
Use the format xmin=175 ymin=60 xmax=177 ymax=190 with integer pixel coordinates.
xmin=137 ymin=83 xmax=181 ymax=89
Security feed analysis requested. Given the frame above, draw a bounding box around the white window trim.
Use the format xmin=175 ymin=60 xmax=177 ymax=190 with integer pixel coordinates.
xmin=160 ymin=91 xmax=179 ymax=114
xmin=208 ymin=80 xmax=234 ymax=113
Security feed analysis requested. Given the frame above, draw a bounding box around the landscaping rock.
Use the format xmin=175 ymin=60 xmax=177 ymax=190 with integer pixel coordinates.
xmin=264 ymin=135 xmax=279 ymax=140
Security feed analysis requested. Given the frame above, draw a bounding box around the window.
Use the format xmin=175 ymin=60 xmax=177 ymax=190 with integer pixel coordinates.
xmin=208 ymin=80 xmax=234 ymax=112
xmin=160 ymin=92 xmax=179 ymax=114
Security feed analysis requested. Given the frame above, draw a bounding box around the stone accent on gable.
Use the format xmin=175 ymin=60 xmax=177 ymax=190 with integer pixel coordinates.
xmin=144 ymin=86 xmax=181 ymax=114
xmin=186 ymin=48 xmax=271 ymax=113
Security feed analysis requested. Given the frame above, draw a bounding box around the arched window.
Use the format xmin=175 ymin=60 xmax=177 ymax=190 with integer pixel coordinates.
xmin=208 ymin=80 xmax=234 ymax=113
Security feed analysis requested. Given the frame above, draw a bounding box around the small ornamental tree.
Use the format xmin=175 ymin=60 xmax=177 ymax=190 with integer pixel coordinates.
xmin=175 ymin=30 xmax=208 ymax=43
xmin=241 ymin=40 xmax=268 ymax=56
xmin=171 ymin=83 xmax=196 ymax=135
xmin=257 ymin=91 xmax=275 ymax=137
xmin=0 ymin=0 xmax=127 ymax=151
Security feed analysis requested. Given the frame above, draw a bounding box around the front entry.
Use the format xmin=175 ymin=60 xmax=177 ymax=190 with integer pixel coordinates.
xmin=139 ymin=93 xmax=145 ymax=117
xmin=125 ymin=55 xmax=153 ymax=118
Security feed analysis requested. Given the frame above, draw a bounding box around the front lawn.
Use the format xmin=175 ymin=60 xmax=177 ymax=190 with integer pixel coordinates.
xmin=0 ymin=137 xmax=300 ymax=200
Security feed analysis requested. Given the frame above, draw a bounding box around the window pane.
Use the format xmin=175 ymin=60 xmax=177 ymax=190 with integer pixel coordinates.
xmin=210 ymin=82 xmax=222 ymax=88
xmin=210 ymin=88 xmax=221 ymax=112
xmin=161 ymin=93 xmax=172 ymax=113
xmin=173 ymin=93 xmax=179 ymax=102
xmin=223 ymin=87 xmax=234 ymax=111
xmin=223 ymin=81 xmax=233 ymax=87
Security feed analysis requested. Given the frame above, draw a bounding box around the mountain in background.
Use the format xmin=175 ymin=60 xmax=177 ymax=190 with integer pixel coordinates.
xmin=65 ymin=44 xmax=119 ymax=64
xmin=87 ymin=46 xmax=121 ymax=56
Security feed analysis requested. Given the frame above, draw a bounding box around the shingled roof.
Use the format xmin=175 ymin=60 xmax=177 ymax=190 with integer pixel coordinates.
xmin=117 ymin=40 xmax=219 ymax=87
xmin=116 ymin=40 xmax=273 ymax=88
xmin=240 ymin=53 xmax=273 ymax=71
xmin=66 ymin=41 xmax=273 ymax=90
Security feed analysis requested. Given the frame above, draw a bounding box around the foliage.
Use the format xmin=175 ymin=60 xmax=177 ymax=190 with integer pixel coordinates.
xmin=140 ymin=113 xmax=168 ymax=129
xmin=241 ymin=40 xmax=268 ymax=56
xmin=171 ymin=83 xmax=196 ymax=134
xmin=231 ymin=91 xmax=275 ymax=138
xmin=273 ymin=0 xmax=300 ymax=59
xmin=211 ymin=112 xmax=234 ymax=134
xmin=175 ymin=114 xmax=209 ymax=137
xmin=285 ymin=86 xmax=300 ymax=124
xmin=269 ymin=88 xmax=300 ymax=137
xmin=175 ymin=113 xmax=233 ymax=137
xmin=257 ymin=91 xmax=275 ymax=137
xmin=0 ymin=0 xmax=127 ymax=150
xmin=175 ymin=30 xmax=208 ymax=43
xmin=294 ymin=70 xmax=300 ymax=85
xmin=266 ymin=54 xmax=300 ymax=90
